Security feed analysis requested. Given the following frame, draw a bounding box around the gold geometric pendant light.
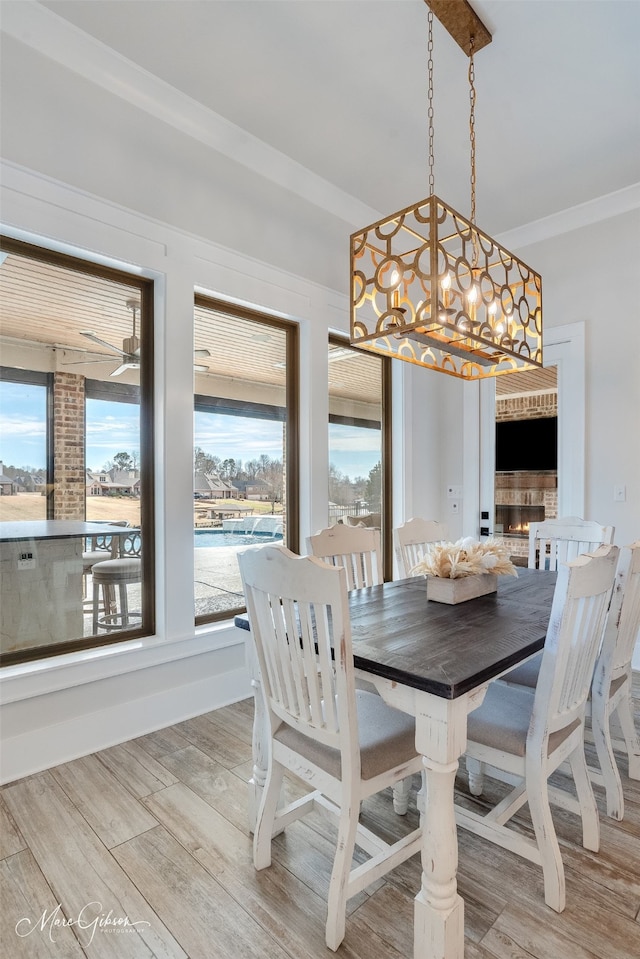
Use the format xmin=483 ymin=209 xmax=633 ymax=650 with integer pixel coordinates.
xmin=350 ymin=0 xmax=543 ymax=380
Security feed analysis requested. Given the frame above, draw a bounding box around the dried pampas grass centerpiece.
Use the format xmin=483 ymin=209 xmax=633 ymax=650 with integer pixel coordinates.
xmin=411 ymin=537 xmax=518 ymax=580
xmin=412 ymin=537 xmax=517 ymax=604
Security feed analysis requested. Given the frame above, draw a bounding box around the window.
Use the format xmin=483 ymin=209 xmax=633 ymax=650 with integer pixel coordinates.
xmin=193 ymin=296 xmax=298 ymax=623
xmin=0 ymin=236 xmax=154 ymax=665
xmin=328 ymin=337 xmax=392 ymax=578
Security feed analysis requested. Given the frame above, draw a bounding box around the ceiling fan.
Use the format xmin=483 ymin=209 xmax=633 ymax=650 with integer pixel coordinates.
xmin=74 ymin=299 xmax=210 ymax=377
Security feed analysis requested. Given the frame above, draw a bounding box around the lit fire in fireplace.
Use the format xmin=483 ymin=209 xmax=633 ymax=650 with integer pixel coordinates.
xmin=496 ymin=504 xmax=546 ymax=538
xmin=506 ymin=522 xmax=531 ymax=534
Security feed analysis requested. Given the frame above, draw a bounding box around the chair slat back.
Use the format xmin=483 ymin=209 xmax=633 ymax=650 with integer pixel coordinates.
xmin=595 ymin=542 xmax=640 ymax=685
xmin=531 ymin=545 xmax=618 ymax=745
xmin=528 ymin=516 xmax=614 ymax=570
xmin=121 ymin=531 xmax=142 ymax=556
xmin=393 ymin=518 xmax=448 ymax=578
xmin=307 ymin=525 xmax=382 ymax=590
xmin=238 ymin=546 xmax=356 ymax=751
xmin=86 ymin=533 xmax=117 ymax=556
xmin=85 ymin=520 xmax=130 ymax=556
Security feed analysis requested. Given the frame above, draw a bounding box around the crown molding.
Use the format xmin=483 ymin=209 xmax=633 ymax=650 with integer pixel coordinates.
xmin=3 ymin=2 xmax=638 ymax=245
xmin=496 ymin=183 xmax=640 ymax=251
xmin=1 ymin=1 xmax=380 ymax=229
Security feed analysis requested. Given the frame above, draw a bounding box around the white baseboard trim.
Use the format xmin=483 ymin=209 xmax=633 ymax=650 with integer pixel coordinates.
xmin=0 ymin=663 xmax=252 ymax=785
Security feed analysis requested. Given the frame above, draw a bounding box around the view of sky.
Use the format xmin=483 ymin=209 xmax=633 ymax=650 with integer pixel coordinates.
xmin=329 ymin=422 xmax=381 ymax=480
xmin=0 ymin=384 xmax=381 ymax=481
xmin=194 ymin=410 xmax=284 ymax=466
xmin=0 ymin=385 xmax=142 ymax=473
xmin=0 ymin=381 xmax=47 ymax=471
xmin=86 ymin=398 xmax=140 ymax=471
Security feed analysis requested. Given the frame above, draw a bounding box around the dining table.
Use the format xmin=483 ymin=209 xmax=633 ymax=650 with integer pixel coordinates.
xmin=236 ymin=567 xmax=557 ymax=959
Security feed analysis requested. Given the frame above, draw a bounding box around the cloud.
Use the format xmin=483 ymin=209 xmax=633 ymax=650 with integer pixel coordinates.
xmin=329 ymin=423 xmax=381 ymax=455
xmin=194 ymin=412 xmax=283 ymax=459
xmin=0 ymin=415 xmax=46 ymax=439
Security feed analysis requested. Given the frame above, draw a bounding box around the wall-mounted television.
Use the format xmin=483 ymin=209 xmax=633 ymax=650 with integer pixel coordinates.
xmin=495 ymin=417 xmax=557 ymax=472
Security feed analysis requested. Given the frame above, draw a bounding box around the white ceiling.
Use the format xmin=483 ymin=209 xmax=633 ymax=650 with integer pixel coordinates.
xmin=18 ymin=0 xmax=640 ymax=238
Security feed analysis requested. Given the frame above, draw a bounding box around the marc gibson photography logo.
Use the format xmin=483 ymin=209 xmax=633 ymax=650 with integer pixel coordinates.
xmin=15 ymin=901 xmax=151 ymax=947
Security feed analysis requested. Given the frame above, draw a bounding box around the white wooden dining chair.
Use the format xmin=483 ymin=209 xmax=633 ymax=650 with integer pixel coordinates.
xmin=306 ymin=524 xmax=382 ymax=589
xmin=393 ymin=518 xmax=448 ymax=578
xmin=591 ymin=541 xmax=640 ymax=819
xmin=528 ymin=515 xmax=614 ymax=570
xmin=307 ymin=523 xmax=417 ymax=814
xmin=502 ymin=541 xmax=640 ymax=820
xmin=237 ymin=545 xmax=423 ymax=951
xmin=457 ymin=544 xmax=619 ymax=913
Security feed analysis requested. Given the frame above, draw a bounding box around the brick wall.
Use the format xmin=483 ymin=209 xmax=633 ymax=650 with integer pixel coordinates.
xmin=52 ymin=372 xmax=85 ymax=519
xmin=496 ymin=392 xmax=557 ymax=422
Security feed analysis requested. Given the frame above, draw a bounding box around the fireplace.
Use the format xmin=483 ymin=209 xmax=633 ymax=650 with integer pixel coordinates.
xmin=494 ymin=382 xmax=558 ymax=562
xmin=494 ymin=471 xmax=557 ymax=562
xmin=495 ymin=504 xmax=545 ymax=537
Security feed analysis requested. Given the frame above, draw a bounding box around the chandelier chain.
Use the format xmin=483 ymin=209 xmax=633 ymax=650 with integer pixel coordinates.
xmin=469 ymin=35 xmax=477 ymax=225
xmin=427 ymin=9 xmax=435 ymax=196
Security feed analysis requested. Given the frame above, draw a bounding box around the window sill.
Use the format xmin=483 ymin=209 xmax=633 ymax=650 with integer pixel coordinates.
xmin=0 ymin=619 xmax=246 ymax=705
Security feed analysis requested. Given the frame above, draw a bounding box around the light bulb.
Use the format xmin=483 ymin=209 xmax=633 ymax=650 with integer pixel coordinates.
xmin=467 ymin=285 xmax=478 ymax=304
xmin=488 ymin=301 xmax=497 ymax=315
xmin=440 ymin=271 xmax=452 ymax=311
xmin=389 ymin=268 xmax=402 ymax=310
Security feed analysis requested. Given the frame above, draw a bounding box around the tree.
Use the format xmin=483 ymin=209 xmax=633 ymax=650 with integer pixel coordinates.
xmin=262 ymin=458 xmax=284 ymax=513
xmin=329 ymin=463 xmax=356 ymax=507
xmin=244 ymin=459 xmax=260 ymax=480
xmin=352 ymin=475 xmax=368 ymax=502
xmin=365 ymin=461 xmax=382 ymax=513
xmin=220 ymin=457 xmax=236 ymax=479
xmin=109 ymin=451 xmax=134 ymax=472
xmin=193 ymin=447 xmax=220 ymax=474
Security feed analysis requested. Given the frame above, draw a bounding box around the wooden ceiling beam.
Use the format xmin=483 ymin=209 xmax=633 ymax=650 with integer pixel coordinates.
xmin=425 ymin=0 xmax=492 ymax=55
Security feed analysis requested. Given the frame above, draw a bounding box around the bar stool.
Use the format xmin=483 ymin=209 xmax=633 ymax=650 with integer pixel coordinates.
xmin=82 ymin=521 xmax=129 ymax=610
xmin=91 ymin=532 xmax=142 ymax=632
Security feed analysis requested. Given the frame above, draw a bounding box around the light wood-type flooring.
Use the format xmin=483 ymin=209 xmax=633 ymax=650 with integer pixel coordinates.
xmin=2 ymin=684 xmax=639 ymax=959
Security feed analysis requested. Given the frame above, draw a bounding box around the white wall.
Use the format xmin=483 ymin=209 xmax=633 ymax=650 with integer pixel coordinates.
xmin=517 ymin=211 xmax=640 ymax=550
xmin=523 ymin=210 xmax=640 ymax=669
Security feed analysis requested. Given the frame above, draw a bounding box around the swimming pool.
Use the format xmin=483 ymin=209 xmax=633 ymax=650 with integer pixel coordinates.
xmin=194 ymin=530 xmax=283 ymax=548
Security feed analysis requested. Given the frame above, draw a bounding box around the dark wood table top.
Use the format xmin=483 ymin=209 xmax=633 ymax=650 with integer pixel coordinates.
xmin=346 ymin=570 xmax=556 ymax=699
xmin=236 ymin=569 xmax=557 ymax=700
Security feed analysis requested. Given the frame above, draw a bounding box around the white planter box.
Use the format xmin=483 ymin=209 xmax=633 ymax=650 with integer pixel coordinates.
xmin=426 ymin=573 xmax=498 ymax=604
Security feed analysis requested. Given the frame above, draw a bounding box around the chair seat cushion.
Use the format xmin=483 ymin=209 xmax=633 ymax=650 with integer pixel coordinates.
xmin=91 ymin=558 xmax=142 ymax=585
xmin=502 ymin=651 xmax=543 ymax=688
xmin=467 ymin=682 xmax=580 ymax=758
xmin=275 ymin=690 xmax=417 ymax=781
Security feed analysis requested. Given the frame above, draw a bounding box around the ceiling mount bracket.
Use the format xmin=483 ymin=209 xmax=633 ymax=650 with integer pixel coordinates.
xmin=425 ymin=0 xmax=492 ymax=55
